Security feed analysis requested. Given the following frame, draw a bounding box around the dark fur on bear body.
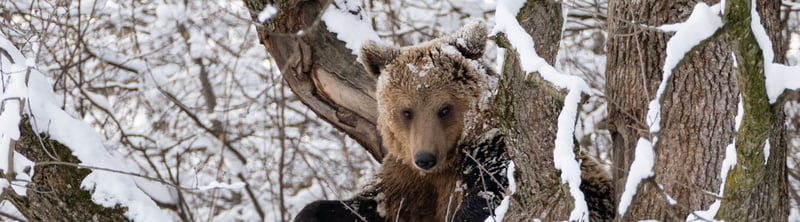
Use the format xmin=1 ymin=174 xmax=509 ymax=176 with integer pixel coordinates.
xmin=296 ymin=132 xmax=508 ymax=222
xmin=296 ymin=21 xmax=509 ymax=222
xmin=295 ymin=21 xmax=614 ymax=222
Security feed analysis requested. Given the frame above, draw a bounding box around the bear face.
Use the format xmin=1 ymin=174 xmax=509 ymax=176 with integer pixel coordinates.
xmin=360 ymin=22 xmax=490 ymax=173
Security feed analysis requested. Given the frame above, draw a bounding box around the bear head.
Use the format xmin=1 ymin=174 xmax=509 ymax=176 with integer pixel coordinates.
xmin=359 ymin=22 xmax=492 ymax=173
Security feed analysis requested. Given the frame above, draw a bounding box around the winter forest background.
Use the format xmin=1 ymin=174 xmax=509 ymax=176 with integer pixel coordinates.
xmin=0 ymin=0 xmax=799 ymax=221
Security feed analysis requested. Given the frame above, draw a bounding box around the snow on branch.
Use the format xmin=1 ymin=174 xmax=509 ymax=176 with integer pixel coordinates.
xmin=618 ymin=2 xmax=724 ymax=216
xmin=750 ymin=0 xmax=800 ymax=103
xmin=0 ymin=35 xmax=37 ymax=197
xmin=258 ymin=4 xmax=278 ymax=23
xmin=491 ymin=0 xmax=591 ymax=220
xmin=651 ymin=3 xmax=723 ymax=133
xmin=198 ymin=181 xmax=246 ymax=191
xmin=786 ymin=1 xmax=800 ymax=10
xmin=0 ymin=34 xmax=168 ymax=221
xmin=491 ymin=0 xmax=588 ymax=91
xmin=321 ymin=0 xmax=381 ymax=59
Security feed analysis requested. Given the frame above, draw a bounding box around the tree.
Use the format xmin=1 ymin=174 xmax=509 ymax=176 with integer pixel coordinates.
xmin=606 ymin=0 xmax=734 ymax=220
xmin=247 ymin=0 xmax=796 ymax=221
xmin=1 ymin=0 xmax=797 ymax=220
xmin=4 ymin=118 xmax=128 ymax=221
xmin=607 ymin=0 xmax=790 ymax=220
xmin=246 ymin=0 xmax=597 ymax=220
xmin=493 ymin=1 xmax=588 ymax=220
xmin=2 ymin=1 xmax=377 ymax=221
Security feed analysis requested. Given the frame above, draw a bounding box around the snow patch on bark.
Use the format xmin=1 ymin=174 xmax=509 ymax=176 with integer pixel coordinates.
xmin=749 ymin=0 xmax=800 ymax=103
xmin=322 ymin=0 xmax=381 ymax=59
xmin=619 ymin=3 xmax=724 ymax=216
xmin=0 ymin=33 xmax=168 ymax=221
xmin=492 ymin=0 xmax=591 ymax=220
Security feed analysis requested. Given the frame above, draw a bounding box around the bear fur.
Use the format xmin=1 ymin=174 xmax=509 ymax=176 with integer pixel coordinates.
xmin=295 ymin=21 xmax=614 ymax=222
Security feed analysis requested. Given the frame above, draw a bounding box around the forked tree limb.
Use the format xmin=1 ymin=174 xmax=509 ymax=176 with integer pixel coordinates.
xmin=244 ymin=0 xmax=385 ymax=161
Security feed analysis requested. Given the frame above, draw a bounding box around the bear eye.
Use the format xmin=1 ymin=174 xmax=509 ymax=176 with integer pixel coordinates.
xmin=438 ymin=106 xmax=451 ymax=118
xmin=401 ymin=109 xmax=413 ymax=121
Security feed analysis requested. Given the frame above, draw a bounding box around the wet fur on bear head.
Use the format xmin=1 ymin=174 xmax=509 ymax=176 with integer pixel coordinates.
xmin=359 ymin=22 xmax=490 ymax=173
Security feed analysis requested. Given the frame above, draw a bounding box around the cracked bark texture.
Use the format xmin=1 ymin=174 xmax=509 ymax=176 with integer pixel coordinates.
xmin=495 ymin=0 xmax=576 ymax=220
xmin=607 ymin=0 xmax=735 ymax=220
xmin=607 ymin=0 xmax=787 ymax=221
xmin=743 ymin=0 xmax=788 ymax=219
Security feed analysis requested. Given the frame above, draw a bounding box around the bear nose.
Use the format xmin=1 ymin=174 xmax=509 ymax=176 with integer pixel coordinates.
xmin=414 ymin=152 xmax=437 ymax=170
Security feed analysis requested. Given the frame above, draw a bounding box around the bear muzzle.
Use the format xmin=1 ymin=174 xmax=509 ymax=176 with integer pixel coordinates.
xmin=414 ymin=152 xmax=437 ymax=170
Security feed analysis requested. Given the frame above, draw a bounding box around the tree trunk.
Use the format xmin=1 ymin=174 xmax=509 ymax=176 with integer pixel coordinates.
xmin=607 ymin=0 xmax=788 ymax=221
xmin=607 ymin=1 xmax=735 ymax=220
xmin=494 ymin=0 xmax=576 ymax=220
xmin=718 ymin=0 xmax=788 ymax=220
xmin=4 ymin=117 xmax=127 ymax=221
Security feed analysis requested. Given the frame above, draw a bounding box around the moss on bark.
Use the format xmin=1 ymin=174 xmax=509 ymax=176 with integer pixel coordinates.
xmin=718 ymin=0 xmax=788 ymax=220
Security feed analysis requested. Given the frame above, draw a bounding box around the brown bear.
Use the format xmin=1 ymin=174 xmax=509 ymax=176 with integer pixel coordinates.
xmin=295 ymin=21 xmax=614 ymax=222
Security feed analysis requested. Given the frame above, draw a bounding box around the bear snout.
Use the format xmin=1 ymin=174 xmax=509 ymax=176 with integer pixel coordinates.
xmin=414 ymin=152 xmax=437 ymax=170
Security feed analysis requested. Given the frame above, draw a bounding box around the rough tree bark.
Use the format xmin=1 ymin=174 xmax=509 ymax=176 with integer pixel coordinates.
xmin=607 ymin=0 xmax=788 ymax=221
xmin=4 ymin=117 xmax=127 ymax=221
xmin=607 ymin=0 xmax=734 ymax=220
xmin=718 ymin=0 xmax=788 ymax=220
xmin=494 ymin=1 xmax=578 ymax=220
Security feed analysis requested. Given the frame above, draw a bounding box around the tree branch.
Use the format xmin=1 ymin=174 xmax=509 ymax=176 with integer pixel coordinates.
xmin=245 ymin=0 xmax=385 ymax=161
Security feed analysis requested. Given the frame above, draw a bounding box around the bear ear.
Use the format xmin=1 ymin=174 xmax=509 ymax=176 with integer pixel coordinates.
xmin=449 ymin=20 xmax=488 ymax=60
xmin=359 ymin=41 xmax=400 ymax=77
